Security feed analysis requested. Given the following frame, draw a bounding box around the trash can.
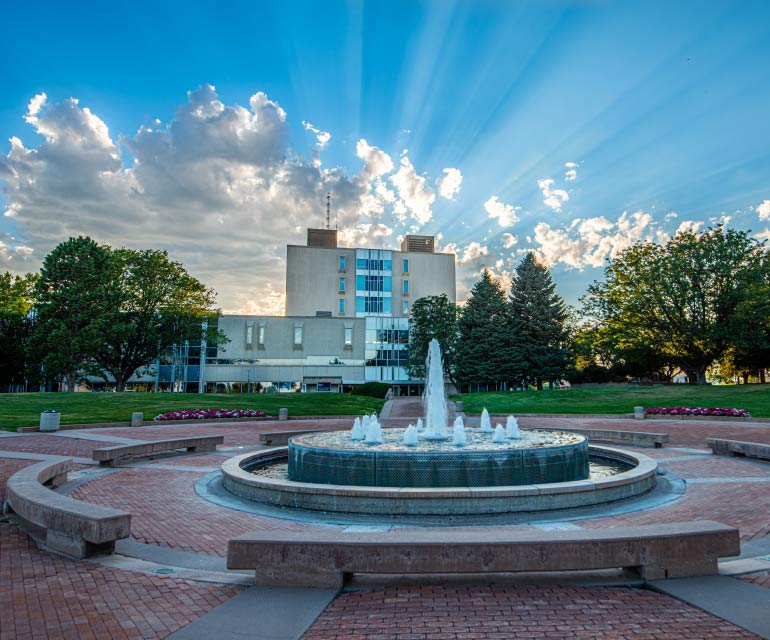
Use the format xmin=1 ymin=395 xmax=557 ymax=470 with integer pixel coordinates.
xmin=278 ymin=408 xmax=288 ymax=421
xmin=40 ymin=410 xmax=61 ymax=432
xmin=634 ymin=406 xmax=645 ymax=420
xmin=131 ymin=412 xmax=144 ymax=427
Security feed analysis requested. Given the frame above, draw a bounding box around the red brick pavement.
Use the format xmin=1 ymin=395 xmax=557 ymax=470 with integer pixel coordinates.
xmin=0 ymin=435 xmax=116 ymax=458
xmin=0 ymin=526 xmax=241 ymax=640
xmin=658 ymin=455 xmax=770 ymax=478
xmin=740 ymin=572 xmax=770 ymax=590
xmin=147 ymin=453 xmax=231 ymax=467
xmin=302 ymin=585 xmax=759 ymax=639
xmin=71 ymin=467 xmax=331 ymax=556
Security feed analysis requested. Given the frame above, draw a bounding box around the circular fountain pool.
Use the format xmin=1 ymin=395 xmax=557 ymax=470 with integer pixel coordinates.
xmin=288 ymin=428 xmax=590 ymax=488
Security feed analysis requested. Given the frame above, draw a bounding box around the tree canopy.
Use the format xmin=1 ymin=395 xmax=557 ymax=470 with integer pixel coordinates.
xmin=406 ymin=294 xmax=458 ymax=382
xmin=0 ymin=272 xmax=38 ymax=388
xmin=583 ymin=226 xmax=769 ymax=384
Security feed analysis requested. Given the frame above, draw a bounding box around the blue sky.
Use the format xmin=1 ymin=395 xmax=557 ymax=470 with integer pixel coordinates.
xmin=2 ymin=0 xmax=769 ymax=313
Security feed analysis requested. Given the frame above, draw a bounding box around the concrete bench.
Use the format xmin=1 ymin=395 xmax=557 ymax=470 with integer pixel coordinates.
xmin=258 ymin=429 xmax=324 ymax=446
xmin=547 ymin=427 xmax=669 ymax=448
xmin=707 ymin=438 xmax=770 ymax=461
xmin=4 ymin=457 xmax=131 ymax=558
xmin=92 ymin=435 xmax=224 ymax=466
xmin=228 ymin=520 xmax=739 ymax=588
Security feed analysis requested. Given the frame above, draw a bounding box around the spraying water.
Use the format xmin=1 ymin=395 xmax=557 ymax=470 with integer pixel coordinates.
xmin=402 ymin=424 xmax=419 ymax=446
xmin=422 ymin=338 xmax=449 ymax=439
xmin=506 ymin=415 xmax=520 ymax=439
xmin=452 ymin=416 xmax=467 ymax=447
xmin=480 ymin=408 xmax=493 ymax=433
xmin=493 ymin=424 xmax=506 ymax=443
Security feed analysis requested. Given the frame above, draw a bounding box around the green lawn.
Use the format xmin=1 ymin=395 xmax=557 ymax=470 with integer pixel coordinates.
xmin=0 ymin=392 xmax=385 ymax=431
xmin=455 ymin=384 xmax=770 ymax=417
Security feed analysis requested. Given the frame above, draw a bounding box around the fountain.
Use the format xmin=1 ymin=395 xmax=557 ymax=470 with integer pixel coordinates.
xmin=221 ymin=338 xmax=657 ymax=515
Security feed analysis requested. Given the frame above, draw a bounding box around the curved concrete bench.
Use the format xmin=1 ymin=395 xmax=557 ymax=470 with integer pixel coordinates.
xmin=228 ymin=520 xmax=739 ymax=588
xmin=707 ymin=438 xmax=770 ymax=461
xmin=258 ymin=429 xmax=324 ymax=446
xmin=93 ymin=435 xmax=224 ymax=466
xmin=546 ymin=427 xmax=669 ymax=448
xmin=4 ymin=457 xmax=131 ymax=558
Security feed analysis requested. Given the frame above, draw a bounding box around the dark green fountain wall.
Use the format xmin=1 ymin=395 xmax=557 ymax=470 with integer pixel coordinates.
xmin=287 ymin=439 xmax=590 ymax=488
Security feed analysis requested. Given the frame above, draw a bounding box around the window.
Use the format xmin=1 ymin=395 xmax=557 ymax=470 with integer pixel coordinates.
xmin=339 ymin=255 xmax=346 ymax=271
xmin=402 ymin=279 xmax=409 ymax=295
xmin=403 ymin=259 xmax=409 ymax=273
xmin=339 ymin=298 xmax=345 ymax=314
xmin=344 ymin=327 xmax=353 ymax=346
xmin=293 ymin=327 xmax=303 ymax=345
xmin=339 ymin=277 xmax=345 ymax=292
xmin=258 ymin=326 xmax=265 ymax=345
xmin=246 ymin=325 xmax=253 ymax=345
xmin=403 ymin=300 xmax=409 ymax=315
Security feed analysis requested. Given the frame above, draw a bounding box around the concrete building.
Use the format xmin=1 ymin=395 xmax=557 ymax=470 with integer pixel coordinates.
xmin=98 ymin=229 xmax=456 ymax=394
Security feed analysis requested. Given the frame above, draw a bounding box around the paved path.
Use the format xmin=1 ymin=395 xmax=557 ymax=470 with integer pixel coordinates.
xmin=3 ymin=413 xmax=770 ymax=638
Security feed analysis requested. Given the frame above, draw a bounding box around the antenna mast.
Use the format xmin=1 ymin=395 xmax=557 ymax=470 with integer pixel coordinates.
xmin=325 ymin=192 xmax=331 ymax=230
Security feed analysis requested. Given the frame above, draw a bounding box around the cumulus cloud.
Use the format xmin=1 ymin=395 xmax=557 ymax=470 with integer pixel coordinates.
xmin=675 ymin=220 xmax=703 ymax=235
xmin=390 ymin=156 xmax=435 ymax=224
xmin=501 ymin=232 xmax=518 ymax=249
xmin=537 ymin=178 xmax=569 ymax=212
xmin=532 ymin=211 xmax=654 ymax=269
xmin=302 ymin=120 xmax=331 ymax=151
xmin=484 ymin=195 xmax=520 ymax=227
xmin=757 ymin=200 xmax=770 ymax=221
xmin=437 ymin=168 xmax=462 ymax=200
xmin=0 ymin=86 xmax=457 ymax=313
xmin=564 ymin=161 xmax=578 ymax=182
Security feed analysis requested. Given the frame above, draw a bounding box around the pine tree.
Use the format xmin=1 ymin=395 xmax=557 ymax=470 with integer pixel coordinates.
xmin=509 ymin=253 xmax=570 ymax=390
xmin=455 ymin=270 xmax=513 ymax=390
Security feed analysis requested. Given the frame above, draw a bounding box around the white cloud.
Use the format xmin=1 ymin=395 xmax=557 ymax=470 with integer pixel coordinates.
xmin=437 ymin=168 xmax=462 ymax=200
xmin=675 ymin=220 xmax=703 ymax=235
xmin=356 ymin=139 xmax=393 ymax=180
xmin=302 ymin=120 xmax=331 ymax=151
xmin=564 ymin=161 xmax=578 ymax=182
xmin=501 ymin=232 xmax=518 ymax=249
xmin=537 ymin=178 xmax=569 ymax=212
xmin=390 ymin=156 xmax=435 ymax=224
xmin=484 ymin=195 xmax=520 ymax=227
xmin=757 ymin=200 xmax=770 ymax=221
xmin=532 ymin=211 xmax=654 ymax=269
xmin=664 ymin=211 xmax=679 ymax=221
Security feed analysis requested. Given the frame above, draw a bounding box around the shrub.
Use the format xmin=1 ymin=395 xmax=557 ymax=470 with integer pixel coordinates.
xmin=645 ymin=407 xmax=751 ymax=418
xmin=350 ymin=382 xmax=392 ymax=399
xmin=154 ymin=408 xmax=267 ymax=421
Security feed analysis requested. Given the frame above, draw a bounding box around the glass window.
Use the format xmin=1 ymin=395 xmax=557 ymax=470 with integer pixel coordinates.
xmin=356 ymin=296 xmax=365 ymax=313
xmin=246 ymin=325 xmax=253 ymax=345
xmin=383 ymin=260 xmax=392 ymax=271
xmin=383 ymin=276 xmax=392 ymax=292
xmin=356 ymin=258 xmax=368 ymax=270
xmin=403 ymin=259 xmax=409 ymax=273
xmin=339 ymin=277 xmax=345 ymax=292
xmin=258 ymin=326 xmax=265 ymax=345
xmin=383 ymin=298 xmax=392 ymax=314
xmin=344 ymin=327 xmax=353 ymax=345
xmin=403 ymin=300 xmax=409 ymax=315
xmin=293 ymin=327 xmax=303 ymax=345
xmin=403 ymin=279 xmax=409 ymax=294
xmin=339 ymin=298 xmax=345 ymax=314
xmin=339 ymin=255 xmax=346 ymax=271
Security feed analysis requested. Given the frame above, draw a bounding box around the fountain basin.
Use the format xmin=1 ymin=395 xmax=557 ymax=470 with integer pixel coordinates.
xmin=288 ymin=429 xmax=589 ymax=487
xmin=221 ymin=445 xmax=657 ymax=516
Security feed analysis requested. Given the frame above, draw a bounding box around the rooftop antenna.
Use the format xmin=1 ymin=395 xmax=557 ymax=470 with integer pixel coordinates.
xmin=325 ymin=191 xmax=331 ymax=230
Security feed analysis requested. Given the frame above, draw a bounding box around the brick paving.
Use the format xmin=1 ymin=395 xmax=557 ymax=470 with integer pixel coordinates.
xmin=71 ymin=467 xmax=328 ymax=555
xmin=302 ymin=585 xmax=760 ymax=639
xmin=740 ymin=571 xmax=770 ymax=590
xmin=0 ymin=525 xmax=241 ymax=640
xmin=0 ymin=457 xmax=38 ymax=501
xmin=0 ymin=434 xmax=116 ymax=458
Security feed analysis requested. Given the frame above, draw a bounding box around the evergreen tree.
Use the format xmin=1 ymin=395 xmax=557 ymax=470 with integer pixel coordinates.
xmin=406 ymin=294 xmax=458 ymax=382
xmin=455 ymin=270 xmax=513 ymax=390
xmin=509 ymin=253 xmax=570 ymax=390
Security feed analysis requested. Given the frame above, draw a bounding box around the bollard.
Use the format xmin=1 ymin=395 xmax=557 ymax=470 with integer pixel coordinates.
xmin=131 ymin=412 xmax=144 ymax=427
xmin=634 ymin=406 xmax=645 ymax=420
xmin=278 ymin=408 xmax=288 ymax=421
xmin=40 ymin=410 xmax=61 ymax=432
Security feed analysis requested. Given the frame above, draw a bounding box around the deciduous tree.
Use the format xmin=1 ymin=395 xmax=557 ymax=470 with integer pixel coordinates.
xmin=406 ymin=294 xmax=458 ymax=382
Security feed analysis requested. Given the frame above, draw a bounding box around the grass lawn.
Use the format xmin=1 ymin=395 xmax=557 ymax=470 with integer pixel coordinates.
xmin=0 ymin=392 xmax=385 ymax=431
xmin=455 ymin=384 xmax=770 ymax=417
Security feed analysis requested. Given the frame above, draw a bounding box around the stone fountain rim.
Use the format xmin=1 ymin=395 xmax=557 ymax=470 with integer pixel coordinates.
xmin=220 ymin=444 xmax=657 ymax=515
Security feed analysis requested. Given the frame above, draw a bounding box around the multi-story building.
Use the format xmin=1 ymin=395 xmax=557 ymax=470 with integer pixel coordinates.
xmin=98 ymin=229 xmax=456 ymax=394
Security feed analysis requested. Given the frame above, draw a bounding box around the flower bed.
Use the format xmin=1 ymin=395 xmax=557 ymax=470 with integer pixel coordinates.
xmin=645 ymin=407 xmax=751 ymax=418
xmin=154 ymin=409 xmax=267 ymax=421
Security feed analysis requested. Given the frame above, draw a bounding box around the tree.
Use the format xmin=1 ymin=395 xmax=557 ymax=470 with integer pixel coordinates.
xmin=0 ymin=272 xmax=38 ymax=389
xmin=454 ymin=270 xmax=513 ymax=390
xmin=406 ymin=294 xmax=458 ymax=382
xmin=584 ymin=226 xmax=769 ymax=384
xmin=508 ymin=253 xmax=570 ymax=390
xmin=94 ymin=248 xmax=221 ymax=391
